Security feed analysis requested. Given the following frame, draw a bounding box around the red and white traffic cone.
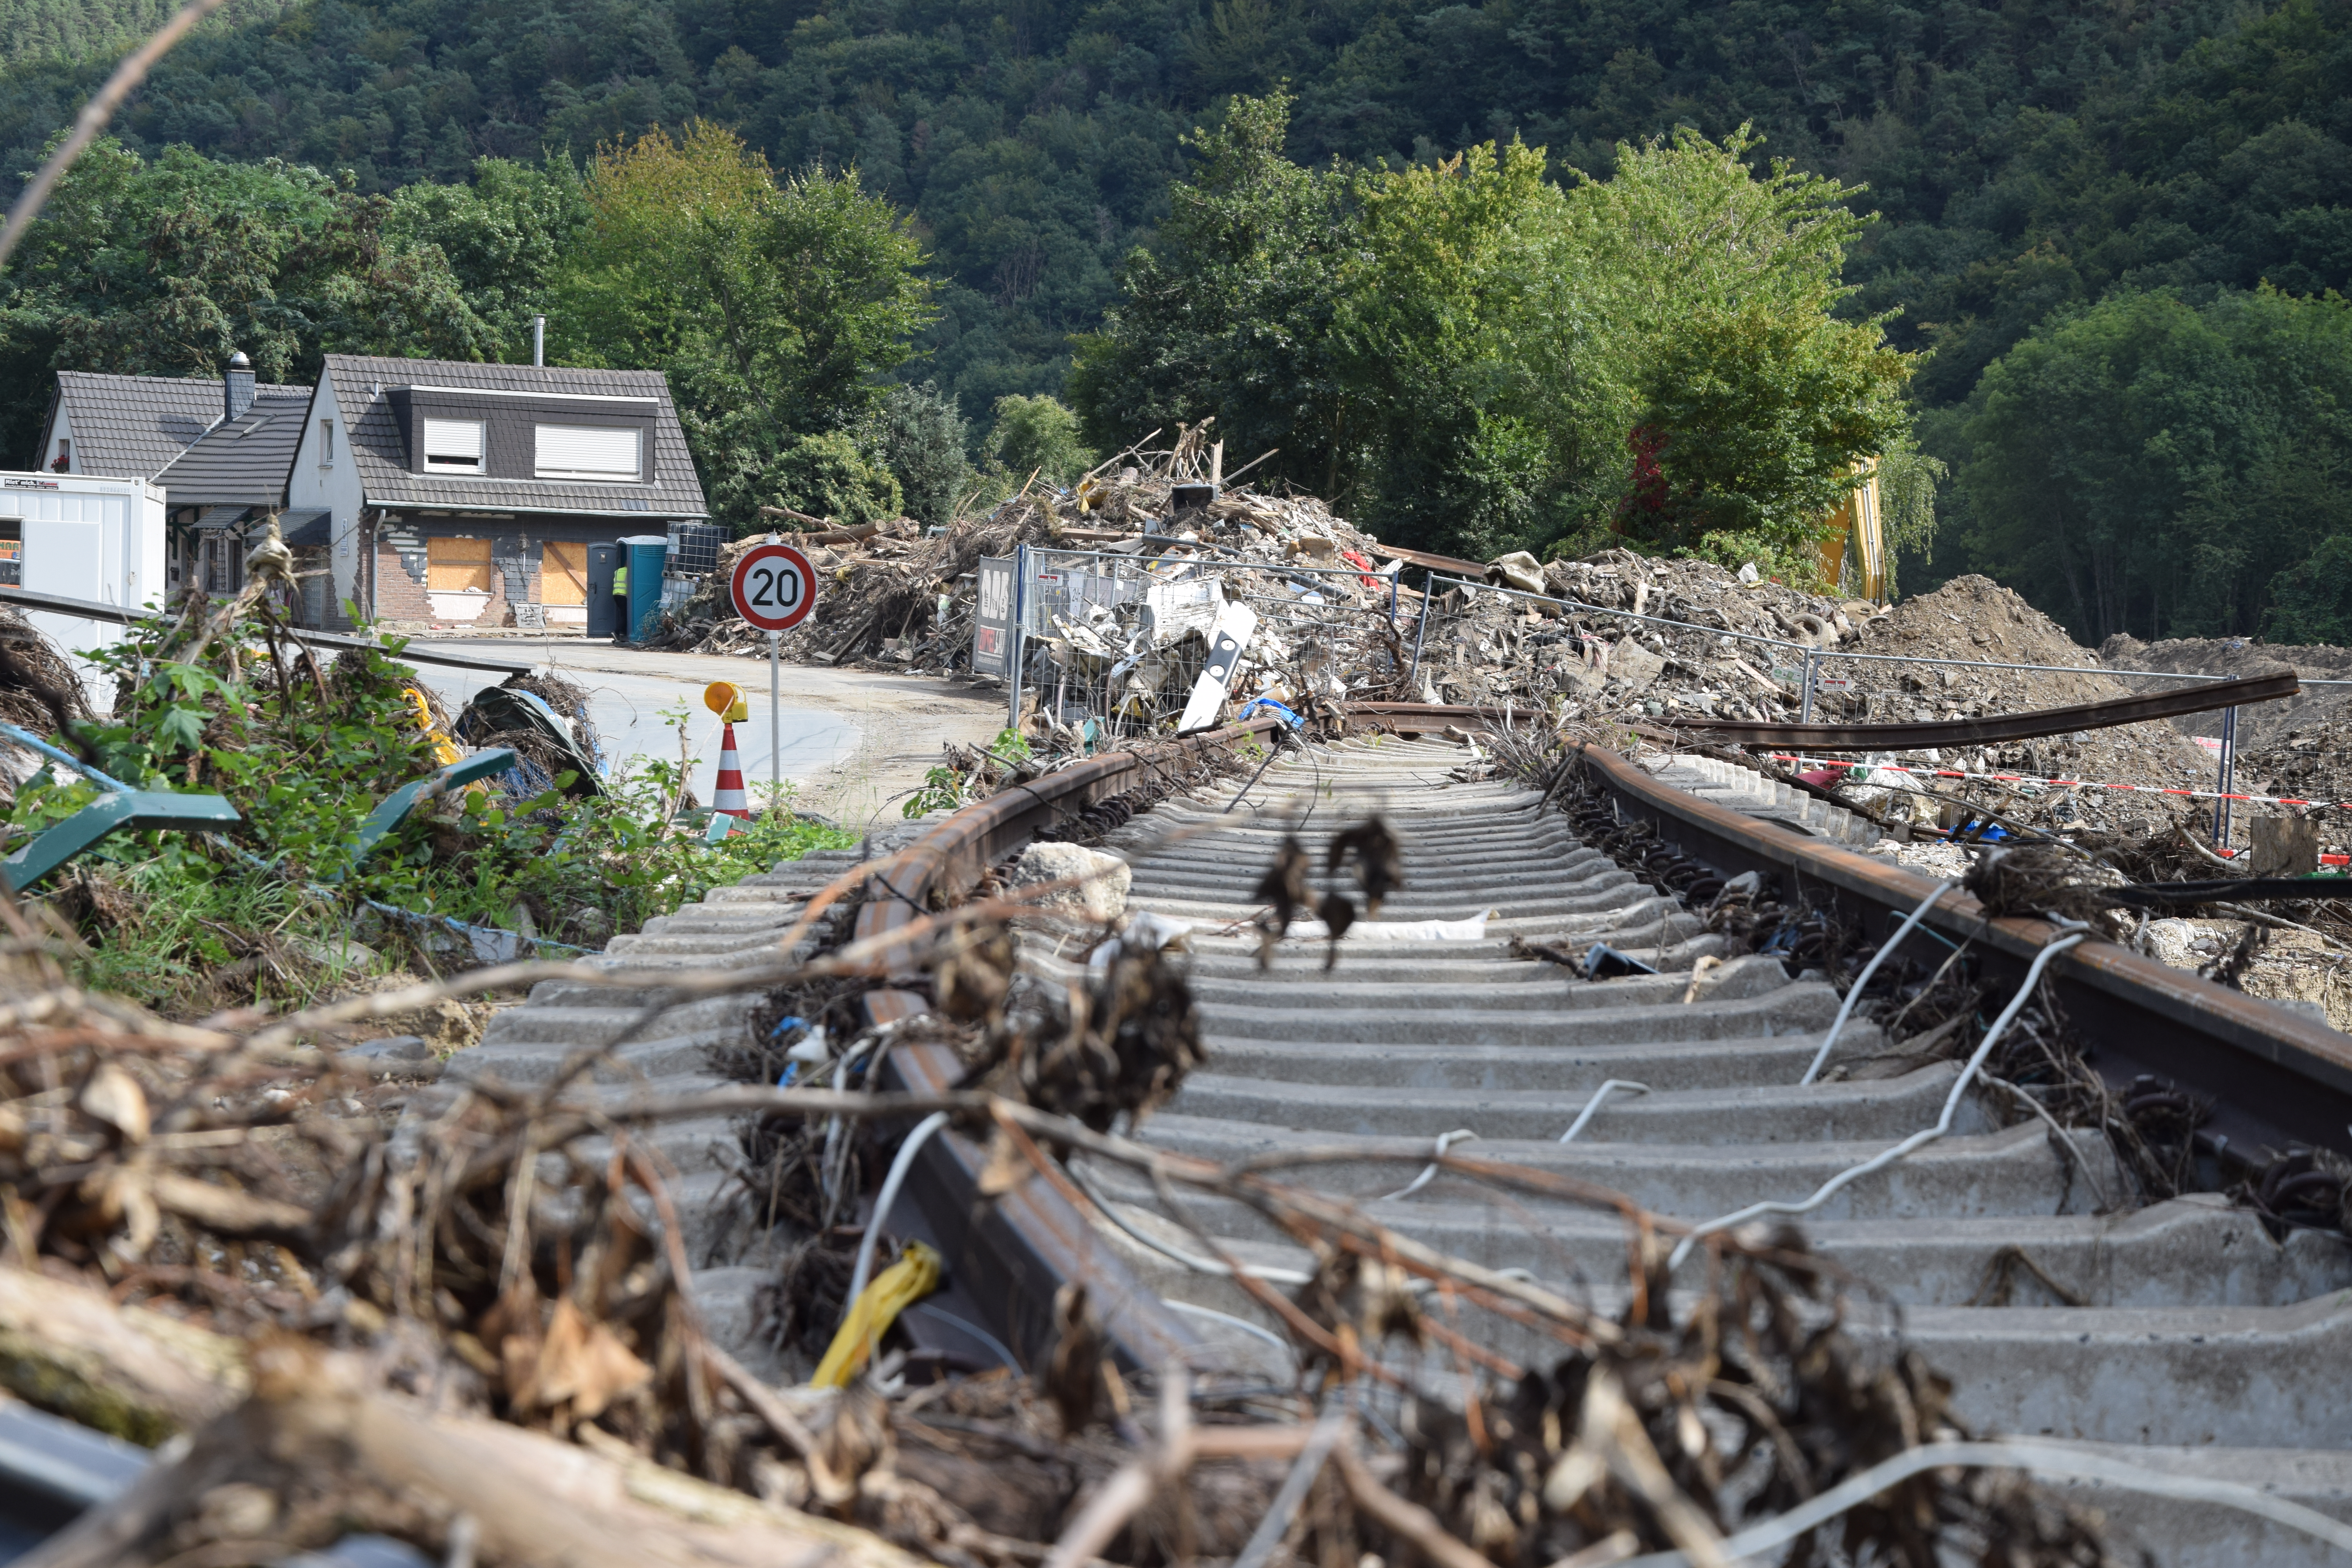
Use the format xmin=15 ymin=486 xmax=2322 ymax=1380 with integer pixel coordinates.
xmin=713 ymin=722 xmax=751 ymax=818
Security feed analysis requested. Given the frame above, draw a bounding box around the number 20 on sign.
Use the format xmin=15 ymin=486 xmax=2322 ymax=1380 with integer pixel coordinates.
xmin=731 ymin=537 xmax=817 ymax=802
xmin=731 ymin=541 xmax=817 ymax=632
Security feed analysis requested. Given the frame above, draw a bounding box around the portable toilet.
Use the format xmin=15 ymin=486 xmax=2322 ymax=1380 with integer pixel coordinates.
xmin=617 ymin=535 xmax=669 ymax=644
xmin=586 ymin=542 xmax=620 ymax=638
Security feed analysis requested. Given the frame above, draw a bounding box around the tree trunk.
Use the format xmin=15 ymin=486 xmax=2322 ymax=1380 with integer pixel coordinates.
xmin=0 ymin=1267 xmax=246 ymax=1446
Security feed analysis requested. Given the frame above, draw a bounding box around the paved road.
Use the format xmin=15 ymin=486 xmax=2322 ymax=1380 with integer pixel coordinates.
xmin=402 ymin=637 xmax=1004 ymax=833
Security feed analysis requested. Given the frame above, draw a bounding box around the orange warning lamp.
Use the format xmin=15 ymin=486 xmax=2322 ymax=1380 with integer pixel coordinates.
xmin=704 ymin=681 xmax=748 ymax=723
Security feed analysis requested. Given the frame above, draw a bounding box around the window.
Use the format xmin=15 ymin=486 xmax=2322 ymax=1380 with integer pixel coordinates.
xmin=50 ymin=439 xmax=67 ymax=474
xmin=426 ymin=536 xmax=494 ymax=593
xmin=541 ymin=541 xmax=588 ymax=606
xmin=319 ymin=420 xmax=335 ymax=464
xmin=534 ymin=424 xmax=641 ymax=481
xmin=422 ymin=417 xmax=485 ymax=473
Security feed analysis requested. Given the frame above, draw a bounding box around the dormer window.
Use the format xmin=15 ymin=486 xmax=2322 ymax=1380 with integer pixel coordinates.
xmin=422 ymin=417 xmax=485 ymax=473
xmin=535 ymin=424 xmax=641 ymax=482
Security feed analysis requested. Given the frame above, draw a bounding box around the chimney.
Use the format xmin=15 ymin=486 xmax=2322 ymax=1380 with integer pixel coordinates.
xmin=224 ymin=351 xmax=255 ymax=421
xmin=532 ymin=316 xmax=546 ymax=367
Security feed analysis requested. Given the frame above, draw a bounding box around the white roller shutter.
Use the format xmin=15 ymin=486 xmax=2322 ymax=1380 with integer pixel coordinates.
xmin=421 ymin=418 xmax=484 ymax=471
xmin=535 ymin=424 xmax=642 ymax=481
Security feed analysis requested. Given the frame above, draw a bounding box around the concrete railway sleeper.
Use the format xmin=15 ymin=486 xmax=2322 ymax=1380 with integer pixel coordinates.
xmin=1036 ymin=727 xmax=2352 ymax=1566
xmin=437 ymin=712 xmax=2352 ymax=1565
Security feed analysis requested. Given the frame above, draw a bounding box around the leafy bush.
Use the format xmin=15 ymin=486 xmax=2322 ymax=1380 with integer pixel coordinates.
xmin=984 ymin=395 xmax=1095 ymax=488
xmin=3 ymin=598 xmax=851 ymax=1015
xmin=740 ymin=430 xmax=904 ymax=534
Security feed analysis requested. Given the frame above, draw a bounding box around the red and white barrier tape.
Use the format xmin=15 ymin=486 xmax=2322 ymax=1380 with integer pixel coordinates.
xmin=1767 ymin=754 xmax=2352 ymax=814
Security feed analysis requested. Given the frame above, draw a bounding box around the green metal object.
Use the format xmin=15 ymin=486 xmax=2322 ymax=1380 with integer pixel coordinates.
xmin=1 ymin=788 xmax=243 ymax=893
xmin=0 ymin=727 xmax=243 ymax=893
xmin=334 ymin=748 xmax=519 ymax=879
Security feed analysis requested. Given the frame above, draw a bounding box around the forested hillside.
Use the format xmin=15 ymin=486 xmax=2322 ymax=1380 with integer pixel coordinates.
xmin=2 ymin=0 xmax=2349 ymax=642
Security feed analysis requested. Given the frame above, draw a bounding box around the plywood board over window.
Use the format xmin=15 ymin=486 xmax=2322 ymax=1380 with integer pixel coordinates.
xmin=426 ymin=535 xmax=494 ymax=592
xmin=541 ymin=541 xmax=588 ymax=606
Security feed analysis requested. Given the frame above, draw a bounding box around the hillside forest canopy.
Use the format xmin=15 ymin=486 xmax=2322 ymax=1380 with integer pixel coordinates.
xmin=0 ymin=0 xmax=2349 ymax=642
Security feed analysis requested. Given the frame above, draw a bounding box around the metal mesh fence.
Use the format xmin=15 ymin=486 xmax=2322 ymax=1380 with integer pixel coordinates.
xmin=1011 ymin=548 xmax=1415 ymax=738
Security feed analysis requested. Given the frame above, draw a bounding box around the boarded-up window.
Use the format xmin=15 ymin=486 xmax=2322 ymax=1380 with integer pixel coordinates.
xmin=541 ymin=541 xmax=588 ymax=606
xmin=535 ymin=425 xmax=641 ymax=481
xmin=426 ymin=536 xmax=494 ymax=592
xmin=423 ymin=418 xmax=485 ymax=472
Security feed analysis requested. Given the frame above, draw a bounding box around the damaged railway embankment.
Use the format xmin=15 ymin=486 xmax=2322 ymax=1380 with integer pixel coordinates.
xmin=2 ymin=514 xmax=2350 ymax=1562
xmin=5 ymin=693 xmax=2320 ymax=1566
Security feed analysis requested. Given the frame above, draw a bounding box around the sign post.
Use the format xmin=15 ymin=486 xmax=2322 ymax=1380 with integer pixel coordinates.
xmin=729 ymin=535 xmax=817 ymax=809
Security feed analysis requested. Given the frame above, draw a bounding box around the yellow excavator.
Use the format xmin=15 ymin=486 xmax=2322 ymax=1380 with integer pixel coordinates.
xmin=1815 ymin=459 xmax=1887 ymax=603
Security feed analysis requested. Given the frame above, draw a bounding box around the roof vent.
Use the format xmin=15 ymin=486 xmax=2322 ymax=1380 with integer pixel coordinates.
xmin=224 ymin=351 xmax=255 ymax=422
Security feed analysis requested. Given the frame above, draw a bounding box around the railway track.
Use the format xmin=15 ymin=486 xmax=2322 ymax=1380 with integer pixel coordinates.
xmin=954 ymin=724 xmax=2352 ymax=1565
xmin=446 ymin=714 xmax=2352 ymax=1564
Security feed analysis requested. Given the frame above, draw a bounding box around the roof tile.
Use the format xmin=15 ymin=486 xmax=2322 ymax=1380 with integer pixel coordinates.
xmin=322 ymin=356 xmax=709 ymax=519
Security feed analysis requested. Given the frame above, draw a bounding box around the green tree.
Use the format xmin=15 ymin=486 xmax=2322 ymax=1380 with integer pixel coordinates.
xmin=0 ymin=139 xmax=496 ymax=463
xmin=1336 ymin=138 xmax=1565 ymax=559
xmin=1069 ymin=91 xmax=1354 ymax=499
xmin=1626 ymin=299 xmax=1911 ymax=575
xmin=2264 ymin=536 xmax=2352 ymax=646
xmin=1955 ymin=287 xmax=2352 ymax=642
xmin=385 ymin=156 xmax=589 ymax=363
xmin=555 ymin=121 xmax=933 ymax=530
xmin=877 ymin=381 xmax=969 ymax=524
xmin=984 ymin=394 xmax=1094 ymax=488
xmin=1078 ymin=105 xmax=1911 ymax=567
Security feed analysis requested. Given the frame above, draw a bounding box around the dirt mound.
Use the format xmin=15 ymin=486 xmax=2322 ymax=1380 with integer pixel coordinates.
xmin=2102 ymin=632 xmax=2352 ymax=751
xmin=1854 ymin=575 xmax=2121 ymax=707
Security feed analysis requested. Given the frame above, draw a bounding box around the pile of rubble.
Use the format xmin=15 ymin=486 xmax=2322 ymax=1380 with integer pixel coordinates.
xmin=652 ymin=433 xmax=1416 ymax=732
xmin=2104 ymin=633 xmax=2352 ymax=751
xmin=647 ymin=435 xmax=2305 ymax=856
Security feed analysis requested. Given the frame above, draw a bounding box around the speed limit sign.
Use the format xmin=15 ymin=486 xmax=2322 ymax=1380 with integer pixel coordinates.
xmin=731 ymin=540 xmax=817 ymax=632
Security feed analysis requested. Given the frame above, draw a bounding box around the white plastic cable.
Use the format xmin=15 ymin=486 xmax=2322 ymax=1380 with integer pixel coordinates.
xmin=1671 ymin=934 xmax=2084 ymax=1270
xmin=903 ymin=1301 xmax=1021 ymax=1374
xmin=1071 ymin=1166 xmax=1314 ymax=1284
xmin=1377 ymin=1128 xmax=1480 ymax=1202
xmin=1161 ymin=1299 xmax=1296 ymax=1361
xmin=1559 ymin=1080 xmax=1651 ymax=1142
xmin=1798 ymin=879 xmax=1956 ymax=1085
xmin=844 ymin=1110 xmax=953 ymax=1316
xmin=1613 ymin=1437 xmax=2352 ymax=1566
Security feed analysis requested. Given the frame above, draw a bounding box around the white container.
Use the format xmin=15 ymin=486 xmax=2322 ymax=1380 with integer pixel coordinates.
xmin=0 ymin=472 xmax=167 ymax=702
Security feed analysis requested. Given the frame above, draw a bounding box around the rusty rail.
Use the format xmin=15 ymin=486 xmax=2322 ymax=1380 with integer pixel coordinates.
xmin=853 ymin=715 xmax=1287 ymax=1372
xmin=1665 ymin=668 xmax=2298 ymax=748
xmin=851 ymin=700 xmax=2352 ymax=1378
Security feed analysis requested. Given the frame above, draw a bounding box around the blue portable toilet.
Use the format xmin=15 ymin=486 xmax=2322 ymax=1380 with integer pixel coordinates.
xmin=616 ymin=535 xmax=669 ymax=645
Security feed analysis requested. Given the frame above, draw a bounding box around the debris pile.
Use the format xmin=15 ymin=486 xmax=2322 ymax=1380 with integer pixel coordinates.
xmin=647 ymin=434 xmax=1410 ymax=733
xmin=2103 ymin=633 xmax=2352 ymax=751
xmin=644 ymin=426 xmax=2284 ymax=857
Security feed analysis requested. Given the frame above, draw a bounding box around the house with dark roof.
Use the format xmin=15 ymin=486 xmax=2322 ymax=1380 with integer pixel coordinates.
xmin=290 ymin=354 xmax=711 ymax=631
xmin=37 ymin=356 xmax=320 ymax=610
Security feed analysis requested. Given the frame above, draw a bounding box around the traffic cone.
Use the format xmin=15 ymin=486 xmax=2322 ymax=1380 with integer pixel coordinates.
xmin=713 ymin=722 xmax=751 ymax=818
